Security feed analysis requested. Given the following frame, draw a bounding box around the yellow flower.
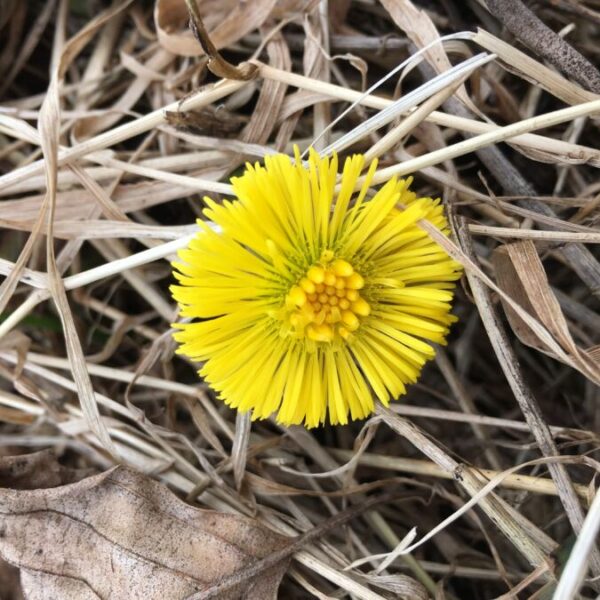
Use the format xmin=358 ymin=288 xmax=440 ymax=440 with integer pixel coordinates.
xmin=171 ymin=149 xmax=462 ymax=428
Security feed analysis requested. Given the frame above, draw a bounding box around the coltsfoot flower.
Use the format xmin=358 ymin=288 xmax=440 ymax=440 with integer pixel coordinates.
xmin=171 ymin=149 xmax=462 ymax=427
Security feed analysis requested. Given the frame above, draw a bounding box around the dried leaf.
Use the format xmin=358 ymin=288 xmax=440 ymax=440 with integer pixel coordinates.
xmin=493 ymin=241 xmax=600 ymax=385
xmin=0 ymin=451 xmax=291 ymax=599
xmin=154 ymin=0 xmax=278 ymax=57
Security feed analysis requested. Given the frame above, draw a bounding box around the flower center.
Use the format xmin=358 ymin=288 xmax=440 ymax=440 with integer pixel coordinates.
xmin=285 ymin=257 xmax=370 ymax=342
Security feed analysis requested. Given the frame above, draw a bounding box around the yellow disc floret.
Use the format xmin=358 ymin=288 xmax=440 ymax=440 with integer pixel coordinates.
xmin=285 ymin=256 xmax=369 ymax=342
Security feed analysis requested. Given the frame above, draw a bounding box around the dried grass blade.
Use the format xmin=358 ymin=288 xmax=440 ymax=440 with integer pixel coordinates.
xmin=378 ymin=0 xmax=478 ymax=112
xmin=553 ymin=488 xmax=600 ymax=599
xmin=308 ymin=31 xmax=475 ymax=152
xmin=0 ymin=205 xmax=48 ymax=318
xmin=364 ymin=70 xmax=472 ymax=163
xmin=469 ymin=225 xmax=600 ymax=243
xmin=259 ymin=65 xmax=600 ymax=167
xmin=456 ymin=221 xmax=600 ymax=582
xmin=0 ymin=235 xmax=195 ymax=293
xmin=0 ymin=79 xmax=247 ymax=193
xmin=34 ymin=2 xmax=138 ymax=458
xmin=232 ymin=412 xmax=251 ymax=492
xmin=322 ymin=53 xmax=494 ymax=156
xmin=376 ymin=406 xmax=556 ymax=569
xmin=473 ymin=29 xmax=599 ymax=105
xmin=369 ymin=98 xmax=600 ymax=185
xmin=329 ymin=449 xmax=591 ymax=501
xmin=241 ymin=31 xmax=290 ymax=145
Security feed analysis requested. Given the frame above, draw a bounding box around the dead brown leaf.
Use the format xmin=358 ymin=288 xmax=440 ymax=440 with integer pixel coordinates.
xmin=493 ymin=241 xmax=600 ymax=385
xmin=0 ymin=451 xmax=291 ymax=599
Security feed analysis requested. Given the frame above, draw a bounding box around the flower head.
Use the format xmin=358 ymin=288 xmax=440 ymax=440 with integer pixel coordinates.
xmin=171 ymin=149 xmax=462 ymax=427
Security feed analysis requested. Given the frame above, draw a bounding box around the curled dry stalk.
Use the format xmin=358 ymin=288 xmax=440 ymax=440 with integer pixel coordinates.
xmin=184 ymin=0 xmax=258 ymax=81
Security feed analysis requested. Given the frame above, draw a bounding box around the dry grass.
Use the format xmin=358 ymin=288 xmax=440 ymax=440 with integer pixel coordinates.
xmin=1 ymin=0 xmax=599 ymax=598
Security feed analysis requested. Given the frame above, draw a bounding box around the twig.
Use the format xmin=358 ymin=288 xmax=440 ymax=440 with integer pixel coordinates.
xmin=485 ymin=0 xmax=600 ymax=93
xmin=468 ymin=225 xmax=600 ymax=243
